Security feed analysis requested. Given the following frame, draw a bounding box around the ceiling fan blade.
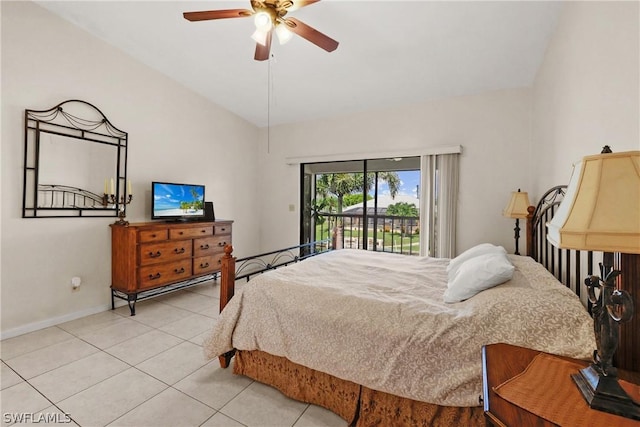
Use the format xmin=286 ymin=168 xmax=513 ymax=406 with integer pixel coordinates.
xmin=287 ymin=0 xmax=321 ymax=12
xmin=285 ymin=17 xmax=338 ymax=52
xmin=183 ymin=9 xmax=253 ymax=22
xmin=254 ymin=30 xmax=273 ymax=61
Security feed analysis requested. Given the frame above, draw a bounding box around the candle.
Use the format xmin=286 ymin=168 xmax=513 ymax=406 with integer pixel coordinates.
xmin=110 ymin=178 xmax=115 ymax=195
xmin=104 ymin=179 xmax=108 ymax=194
xmin=128 ymin=180 xmax=132 ymax=197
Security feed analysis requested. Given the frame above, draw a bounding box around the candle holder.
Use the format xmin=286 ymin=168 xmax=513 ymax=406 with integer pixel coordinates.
xmin=103 ymin=194 xmax=133 ymax=225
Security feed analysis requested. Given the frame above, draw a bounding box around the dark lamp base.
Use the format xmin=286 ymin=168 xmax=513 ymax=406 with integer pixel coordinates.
xmin=571 ymin=365 xmax=640 ymax=420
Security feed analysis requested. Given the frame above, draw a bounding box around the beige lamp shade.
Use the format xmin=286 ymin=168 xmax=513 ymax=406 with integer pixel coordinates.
xmin=547 ymin=150 xmax=640 ymax=254
xmin=503 ymin=191 xmax=531 ymax=219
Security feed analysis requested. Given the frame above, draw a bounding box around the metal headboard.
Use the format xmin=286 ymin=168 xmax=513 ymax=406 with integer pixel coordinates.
xmin=527 ymin=185 xmax=603 ymax=306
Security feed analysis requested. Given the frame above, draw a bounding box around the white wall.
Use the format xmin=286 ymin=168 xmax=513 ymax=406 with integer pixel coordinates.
xmin=4 ymin=0 xmax=635 ymax=338
xmin=531 ymin=1 xmax=639 ymax=195
xmin=257 ymin=88 xmax=533 ymax=255
xmin=1 ymin=1 xmax=260 ymax=337
xmin=255 ymin=0 xmax=639 ymax=259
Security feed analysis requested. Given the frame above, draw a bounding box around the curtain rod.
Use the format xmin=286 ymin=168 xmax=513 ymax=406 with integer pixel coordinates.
xmin=285 ymin=145 xmax=462 ymax=165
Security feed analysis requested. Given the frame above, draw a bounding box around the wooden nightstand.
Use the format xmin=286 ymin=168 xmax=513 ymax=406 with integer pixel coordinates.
xmin=482 ymin=343 xmax=640 ymax=427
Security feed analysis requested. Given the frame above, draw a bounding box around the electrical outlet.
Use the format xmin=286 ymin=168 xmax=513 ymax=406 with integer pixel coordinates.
xmin=71 ymin=276 xmax=81 ymax=291
xmin=288 ymin=204 xmax=295 ymax=212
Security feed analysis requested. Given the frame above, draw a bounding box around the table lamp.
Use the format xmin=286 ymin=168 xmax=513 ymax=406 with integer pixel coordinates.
xmin=547 ymin=146 xmax=640 ymax=420
xmin=503 ymin=189 xmax=530 ymax=255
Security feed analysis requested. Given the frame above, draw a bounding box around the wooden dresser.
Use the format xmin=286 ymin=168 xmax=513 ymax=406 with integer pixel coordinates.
xmin=110 ymin=220 xmax=232 ymax=315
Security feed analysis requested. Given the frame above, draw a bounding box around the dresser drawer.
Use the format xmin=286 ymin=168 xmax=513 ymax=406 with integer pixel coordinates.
xmin=169 ymin=226 xmax=213 ymax=240
xmin=194 ymin=235 xmax=231 ymax=256
xmin=138 ymin=259 xmax=192 ymax=289
xmin=139 ymin=229 xmax=168 ymax=243
xmin=111 ymin=220 xmax=233 ymax=314
xmin=193 ymin=253 xmax=224 ymax=276
xmin=215 ymin=224 xmax=232 ymax=235
xmin=139 ymin=241 xmax=192 ymax=266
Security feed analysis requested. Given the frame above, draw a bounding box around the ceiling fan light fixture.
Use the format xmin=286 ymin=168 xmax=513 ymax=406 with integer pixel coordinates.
xmin=253 ymin=11 xmax=273 ymax=31
xmin=251 ymin=29 xmax=269 ymax=46
xmin=183 ymin=1 xmax=339 ymax=60
xmin=275 ymin=24 xmax=293 ymax=45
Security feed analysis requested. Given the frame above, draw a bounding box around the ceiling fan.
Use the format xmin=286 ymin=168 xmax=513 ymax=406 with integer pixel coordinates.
xmin=183 ymin=0 xmax=339 ymax=61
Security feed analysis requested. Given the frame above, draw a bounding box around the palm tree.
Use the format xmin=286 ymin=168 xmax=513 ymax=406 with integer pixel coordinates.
xmin=377 ymin=172 xmax=400 ymax=199
xmin=386 ymin=202 xmax=419 ymax=217
xmin=315 ymin=172 xmax=401 ymax=249
xmin=316 ymin=172 xmax=400 ymax=214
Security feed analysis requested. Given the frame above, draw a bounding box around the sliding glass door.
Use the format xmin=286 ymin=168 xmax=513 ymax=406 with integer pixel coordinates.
xmin=300 ymin=157 xmax=421 ymax=255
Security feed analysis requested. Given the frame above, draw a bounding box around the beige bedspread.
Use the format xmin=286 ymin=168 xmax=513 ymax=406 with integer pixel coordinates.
xmin=203 ymin=249 xmax=595 ymax=406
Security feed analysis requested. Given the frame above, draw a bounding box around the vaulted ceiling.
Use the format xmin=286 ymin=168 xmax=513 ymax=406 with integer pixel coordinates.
xmin=37 ymin=1 xmax=563 ymax=127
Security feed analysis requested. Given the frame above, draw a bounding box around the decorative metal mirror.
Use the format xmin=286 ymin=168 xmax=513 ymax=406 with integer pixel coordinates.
xmin=22 ymin=100 xmax=129 ymax=218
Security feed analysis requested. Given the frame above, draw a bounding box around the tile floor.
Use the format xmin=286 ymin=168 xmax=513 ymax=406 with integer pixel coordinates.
xmin=0 ymin=281 xmax=347 ymax=427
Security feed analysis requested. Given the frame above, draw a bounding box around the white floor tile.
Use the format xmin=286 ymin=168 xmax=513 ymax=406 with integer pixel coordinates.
xmin=29 ymin=352 xmax=128 ymax=403
xmin=0 ymin=382 xmax=52 ymax=421
xmin=201 ymin=412 xmax=246 ymax=427
xmin=197 ymin=302 xmax=221 ymax=319
xmin=157 ymin=290 xmax=217 ymax=313
xmin=107 ymin=387 xmax=215 ymax=427
xmin=1 ymin=361 xmax=23 ymax=390
xmin=114 ymin=301 xmax=193 ymax=328
xmin=293 ymin=405 xmax=348 ymax=427
xmin=56 ymin=367 xmax=166 ymax=427
xmin=185 ymin=281 xmax=220 ymax=298
xmin=78 ymin=319 xmax=152 ymax=350
xmin=57 ymin=311 xmax=127 ymax=337
xmin=136 ymin=341 xmax=209 ymax=385
xmin=1 ymin=293 xmax=350 ymax=427
xmin=173 ymin=361 xmax=252 ymax=410
xmin=4 ymin=338 xmax=98 ymax=379
xmin=220 ymin=381 xmax=309 ymax=427
xmin=0 ymin=327 xmax=74 ymax=360
xmin=105 ymin=329 xmax=183 ymax=365
xmin=158 ymin=313 xmax=216 ymax=340
xmin=187 ymin=328 xmax=216 ymax=347
xmin=9 ymin=406 xmax=79 ymax=427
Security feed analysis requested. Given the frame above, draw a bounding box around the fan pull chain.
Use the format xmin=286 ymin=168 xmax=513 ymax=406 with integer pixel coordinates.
xmin=267 ymin=53 xmax=273 ymax=154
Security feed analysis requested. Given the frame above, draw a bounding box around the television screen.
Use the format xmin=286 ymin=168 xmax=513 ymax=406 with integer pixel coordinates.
xmin=152 ymin=182 xmax=205 ymax=220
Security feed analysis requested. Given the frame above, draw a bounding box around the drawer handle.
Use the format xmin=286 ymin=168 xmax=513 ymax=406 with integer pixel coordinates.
xmin=217 ymin=241 xmax=227 ymax=247
xmin=174 ymin=267 xmax=185 ymax=274
xmin=151 ymin=234 xmax=157 ymax=238
xmin=174 ymin=248 xmax=185 ymax=254
xmin=200 ymin=244 xmax=210 ymax=250
xmin=200 ymin=262 xmax=210 ymax=268
xmin=149 ymin=251 xmax=161 ymax=258
xmin=220 ymin=228 xmax=226 ymax=232
xmin=218 ymin=259 xmax=222 ymax=264
xmin=178 ymin=231 xmax=184 ymax=235
xmin=148 ymin=273 xmax=161 ymax=280
xmin=201 ymin=229 xmax=207 ymax=233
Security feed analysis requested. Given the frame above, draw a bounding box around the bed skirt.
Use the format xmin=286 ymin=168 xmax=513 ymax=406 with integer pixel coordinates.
xmin=234 ymin=350 xmax=484 ymax=427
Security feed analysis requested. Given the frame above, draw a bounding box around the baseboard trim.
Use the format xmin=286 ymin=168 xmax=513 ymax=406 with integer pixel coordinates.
xmin=0 ymin=302 xmax=126 ymax=340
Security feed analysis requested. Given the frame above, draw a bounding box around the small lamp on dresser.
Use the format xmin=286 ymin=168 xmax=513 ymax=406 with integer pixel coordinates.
xmin=503 ymin=189 xmax=530 ymax=255
xmin=547 ymin=147 xmax=640 ymax=420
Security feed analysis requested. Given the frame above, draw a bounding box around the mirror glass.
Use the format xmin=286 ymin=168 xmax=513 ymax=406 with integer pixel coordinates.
xmin=23 ymin=100 xmax=128 ymax=218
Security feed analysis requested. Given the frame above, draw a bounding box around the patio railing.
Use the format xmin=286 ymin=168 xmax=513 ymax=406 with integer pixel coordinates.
xmin=314 ymin=212 xmax=420 ymax=256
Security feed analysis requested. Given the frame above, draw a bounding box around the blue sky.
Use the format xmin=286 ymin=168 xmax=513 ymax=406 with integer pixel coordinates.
xmin=375 ymin=170 xmax=420 ymax=198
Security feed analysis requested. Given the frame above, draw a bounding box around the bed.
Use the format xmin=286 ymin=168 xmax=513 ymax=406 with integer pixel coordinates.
xmin=202 ymin=187 xmax=611 ymax=426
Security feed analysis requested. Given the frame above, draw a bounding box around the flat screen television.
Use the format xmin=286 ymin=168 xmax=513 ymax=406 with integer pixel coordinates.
xmin=151 ymin=181 xmax=205 ymax=221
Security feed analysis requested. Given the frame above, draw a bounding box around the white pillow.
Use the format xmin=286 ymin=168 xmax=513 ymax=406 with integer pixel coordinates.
xmin=446 ymin=243 xmax=507 ymax=280
xmin=443 ymin=252 xmax=515 ymax=303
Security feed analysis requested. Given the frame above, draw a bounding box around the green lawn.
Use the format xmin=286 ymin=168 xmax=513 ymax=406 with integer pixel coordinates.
xmin=315 ymin=225 xmax=419 ymax=253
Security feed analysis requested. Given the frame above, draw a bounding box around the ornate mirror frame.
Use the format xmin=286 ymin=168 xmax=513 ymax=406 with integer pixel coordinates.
xmin=22 ymin=100 xmax=128 ymax=218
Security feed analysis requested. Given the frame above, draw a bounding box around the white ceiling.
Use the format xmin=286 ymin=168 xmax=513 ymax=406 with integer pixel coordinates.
xmin=36 ymin=1 xmax=563 ymax=127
